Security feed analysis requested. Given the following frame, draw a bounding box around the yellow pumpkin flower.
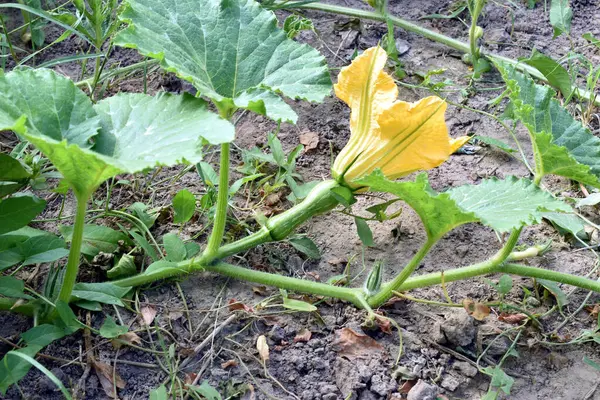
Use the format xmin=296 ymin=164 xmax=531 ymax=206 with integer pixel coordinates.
xmin=332 ymin=46 xmax=470 ymax=188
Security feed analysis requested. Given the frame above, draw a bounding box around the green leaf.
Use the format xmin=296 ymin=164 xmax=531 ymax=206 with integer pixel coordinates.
xmin=150 ymin=385 xmax=169 ymax=400
xmin=584 ymin=356 xmax=600 ymax=371
xmin=354 ymin=217 xmax=374 ymax=247
xmin=234 ymin=88 xmax=298 ymax=124
xmin=107 ymin=254 xmax=137 ymax=279
xmin=329 ymin=186 xmax=356 ymax=208
xmin=0 ymin=194 xmax=46 ymax=235
xmin=283 ymin=15 xmax=314 ymax=39
xmin=100 ymin=315 xmax=128 ymax=339
xmin=163 ymin=233 xmax=186 ymax=262
xmin=496 ymin=62 xmax=600 ymax=187
xmin=576 ymin=193 xmax=600 ymax=207
xmin=72 ymin=282 xmax=131 ymax=306
xmin=0 ymin=68 xmax=100 ymax=148
xmin=130 ymin=230 xmax=159 ymax=262
xmin=282 ymin=297 xmax=317 ymax=312
xmin=184 ymin=242 xmax=201 ymax=258
xmin=0 ymin=154 xmax=30 ymax=181
xmin=583 ymin=33 xmax=600 ymax=49
xmin=143 ymin=260 xmax=189 ymax=279
xmin=129 ymin=202 xmax=156 ymax=228
xmin=542 ymin=212 xmax=585 ymax=236
xmin=448 ymin=176 xmax=572 ymax=233
xmin=189 ymin=381 xmax=222 ymax=400
xmin=18 ymin=234 xmax=69 ymax=267
xmin=549 ymin=0 xmax=572 ymax=38
xmin=0 ymin=345 xmax=43 ymax=395
xmin=288 ymin=236 xmax=320 ymax=259
xmin=54 ymin=300 xmax=81 ymax=334
xmin=0 ymin=69 xmax=233 ymax=198
xmin=358 ymin=171 xmax=571 ymax=237
xmin=114 ymin=0 xmax=331 ymax=122
xmin=0 ymin=276 xmax=31 ymax=299
xmin=60 ymin=224 xmax=127 ymax=257
xmin=21 ymin=324 xmax=66 ymax=348
xmin=73 ymin=300 xmax=102 ymax=311
xmin=483 ymin=366 xmax=514 ymax=395
xmin=497 ymin=275 xmax=513 ymax=296
xmin=538 ymin=279 xmax=569 ymax=309
xmin=172 ymin=189 xmax=196 ymax=225
xmin=523 ymin=50 xmax=572 ymax=99
xmin=356 ymin=171 xmax=477 ymax=240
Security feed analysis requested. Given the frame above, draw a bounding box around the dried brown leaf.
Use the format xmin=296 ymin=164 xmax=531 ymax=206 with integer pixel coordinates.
xmin=93 ymin=360 xmax=125 ymax=399
xmin=257 ymin=335 xmax=269 ymax=363
xmin=333 ymin=327 xmax=385 ymax=360
xmin=111 ymin=332 xmax=142 ymax=349
xmin=140 ymin=305 xmax=157 ymax=326
xmin=299 ymin=131 xmax=319 ymax=152
xmin=463 ymin=298 xmax=490 ymax=321
xmin=221 ymin=359 xmax=238 ymax=369
xmin=228 ymin=298 xmax=254 ymax=313
xmin=293 ymin=328 xmax=312 ymax=343
xmin=498 ymin=312 xmax=528 ymax=324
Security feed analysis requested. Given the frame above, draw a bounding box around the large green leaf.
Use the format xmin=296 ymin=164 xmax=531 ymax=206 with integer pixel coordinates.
xmin=356 ymin=171 xmax=477 ymax=240
xmin=0 ymin=230 xmax=68 ymax=271
xmin=0 ymin=69 xmax=234 ymax=198
xmin=0 ymin=68 xmax=100 ymax=148
xmin=114 ymin=0 xmax=331 ymax=122
xmin=549 ymin=0 xmax=572 ymax=38
xmin=522 ymin=50 xmax=572 ymax=99
xmin=447 ymin=176 xmax=572 ymax=232
xmin=497 ymin=62 xmax=600 ymax=187
xmin=357 ymin=171 xmax=571 ymax=237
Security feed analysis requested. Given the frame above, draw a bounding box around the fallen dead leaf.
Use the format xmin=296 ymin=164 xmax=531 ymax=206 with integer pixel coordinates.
xmin=374 ymin=314 xmax=392 ymax=335
xmin=333 ymin=327 xmax=386 ymax=360
xmin=264 ymin=192 xmax=282 ymax=207
xmin=228 ymin=298 xmax=254 ymax=313
xmin=294 ymin=328 xmax=312 ymax=343
xmin=299 ymin=131 xmax=319 ymax=152
xmin=111 ymin=332 xmax=142 ymax=349
xmin=257 ymin=335 xmax=269 ymax=363
xmin=184 ymin=372 xmax=197 ymax=385
xmin=140 ymin=306 xmax=157 ymax=326
xmin=93 ymin=360 xmax=126 ymax=399
xmin=398 ymin=380 xmax=417 ymax=394
xmin=586 ymin=304 xmax=600 ymax=319
xmin=305 ymin=271 xmax=321 ymax=281
xmin=498 ymin=312 xmax=528 ymax=324
xmin=463 ymin=298 xmax=490 ymax=321
xmin=252 ymin=286 xmax=268 ymax=295
xmin=221 ymin=359 xmax=238 ymax=369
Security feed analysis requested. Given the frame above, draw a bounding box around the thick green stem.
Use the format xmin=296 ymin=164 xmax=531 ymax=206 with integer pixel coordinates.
xmin=56 ymin=194 xmax=88 ymax=304
xmin=367 ymin=238 xmax=436 ymax=307
xmin=290 ymin=2 xmax=599 ymax=106
xmin=204 ymin=143 xmax=231 ymax=258
xmin=205 ymin=262 xmax=364 ymax=307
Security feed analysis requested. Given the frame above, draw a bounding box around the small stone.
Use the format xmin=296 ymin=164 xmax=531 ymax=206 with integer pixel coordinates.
xmin=323 ymin=394 xmax=338 ymax=400
xmin=407 ymin=379 xmax=438 ymax=400
xmin=482 ymin=335 xmax=511 ymax=357
xmin=441 ymin=310 xmax=476 ymax=347
xmin=453 ymin=361 xmax=478 ymax=377
xmin=269 ymin=325 xmax=285 ymax=343
xmin=319 ymin=384 xmax=338 ymax=395
xmin=441 ymin=374 xmax=462 ymax=391
xmin=370 ymin=374 xmax=395 ymax=396
xmin=525 ymin=297 xmax=541 ymax=307
xmin=430 ymin=321 xmax=447 ymax=344
xmin=395 ymin=38 xmax=411 ymax=55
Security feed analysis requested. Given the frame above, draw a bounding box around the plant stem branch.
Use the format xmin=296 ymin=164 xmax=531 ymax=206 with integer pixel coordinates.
xmin=289 ymin=2 xmax=600 ymax=106
xmin=204 ymin=143 xmax=231 ymax=258
xmin=57 ymin=194 xmax=88 ymax=304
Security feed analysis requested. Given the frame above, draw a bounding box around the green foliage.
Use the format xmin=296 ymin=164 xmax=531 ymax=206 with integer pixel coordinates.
xmin=496 ymin=62 xmax=600 ymax=187
xmin=0 ymin=69 xmax=234 ymax=198
xmin=288 ymin=236 xmax=320 ymax=259
xmin=71 ymin=282 xmax=131 ymax=306
xmin=357 ymin=171 xmax=571 ymax=238
xmin=163 ymin=233 xmax=186 ymax=262
xmin=114 ymin=0 xmax=331 ymax=122
xmin=0 ymin=276 xmax=31 ymax=299
xmin=354 ymin=217 xmax=374 ymax=247
xmin=172 ymin=189 xmax=196 ymax=225
xmin=549 ymin=0 xmax=572 ymax=38
xmin=0 ymin=194 xmax=45 ymax=235
xmin=60 ymin=224 xmax=126 ymax=257
xmin=283 ymin=14 xmax=314 ymax=38
xmin=99 ymin=315 xmax=128 ymax=338
xmin=107 ymin=254 xmax=137 ymax=279
xmin=522 ymin=50 xmax=572 ymax=100
xmin=0 ymin=228 xmax=69 ymax=271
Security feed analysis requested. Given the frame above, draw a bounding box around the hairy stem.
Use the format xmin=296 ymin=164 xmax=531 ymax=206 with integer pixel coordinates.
xmin=57 ymin=194 xmax=88 ymax=304
xmin=204 ymin=143 xmax=231 ymax=258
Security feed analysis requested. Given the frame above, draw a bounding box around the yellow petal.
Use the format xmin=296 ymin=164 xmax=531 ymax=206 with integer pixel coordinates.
xmin=332 ymin=46 xmax=397 ymax=178
xmin=450 ymin=136 xmax=471 ymax=153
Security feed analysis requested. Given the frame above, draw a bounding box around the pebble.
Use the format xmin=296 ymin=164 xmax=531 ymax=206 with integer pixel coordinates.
xmin=407 ymin=379 xmax=439 ymax=400
xmin=441 ymin=310 xmax=477 ymax=347
xmin=453 ymin=361 xmax=478 ymax=377
xmin=441 ymin=374 xmax=462 ymax=391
